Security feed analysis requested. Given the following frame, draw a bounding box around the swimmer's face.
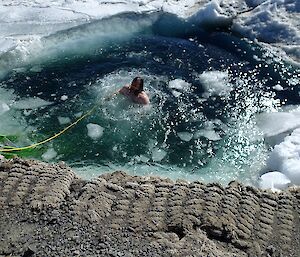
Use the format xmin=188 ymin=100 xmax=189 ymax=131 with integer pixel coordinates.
xmin=130 ymin=80 xmax=141 ymax=92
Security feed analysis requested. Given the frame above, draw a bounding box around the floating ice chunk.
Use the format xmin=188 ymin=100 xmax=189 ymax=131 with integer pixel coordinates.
xmin=134 ymin=155 xmax=150 ymax=163
xmin=139 ymin=155 xmax=150 ymax=163
xmin=171 ymin=90 xmax=182 ymax=98
xmin=0 ymin=101 xmax=10 ymax=115
xmin=198 ymin=71 xmax=232 ymax=98
xmin=74 ymin=112 xmax=83 ymax=118
xmin=177 ymin=132 xmax=193 ymax=142
xmin=23 ymin=110 xmax=32 ymax=116
xmin=152 ymin=147 xmax=167 ymax=162
xmin=58 ymin=116 xmax=71 ymax=125
xmin=61 ymin=95 xmax=68 ymax=101
xmin=87 ymin=123 xmax=104 ymax=140
xmin=273 ymin=84 xmax=284 ymax=91
xmin=259 ymin=172 xmax=291 ymax=192
xmin=168 ymin=79 xmax=191 ymax=97
xmin=168 ymin=79 xmax=191 ymax=90
xmin=194 ymin=129 xmax=221 ymax=141
xmin=42 ymin=148 xmax=57 ymax=161
xmin=12 ymin=97 xmax=53 ymax=109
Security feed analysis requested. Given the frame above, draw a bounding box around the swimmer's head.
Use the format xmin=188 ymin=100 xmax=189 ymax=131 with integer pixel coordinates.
xmin=130 ymin=77 xmax=144 ymax=95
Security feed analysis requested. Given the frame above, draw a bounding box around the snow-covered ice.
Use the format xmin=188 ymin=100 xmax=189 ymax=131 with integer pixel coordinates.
xmin=0 ymin=0 xmax=299 ymax=79
xmin=259 ymin=171 xmax=291 ymax=192
xmin=259 ymin=108 xmax=300 ymax=189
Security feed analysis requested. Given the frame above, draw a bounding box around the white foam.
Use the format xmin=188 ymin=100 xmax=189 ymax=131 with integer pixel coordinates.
xmin=177 ymin=131 xmax=193 ymax=142
xmin=259 ymin=171 xmax=291 ymax=192
xmin=42 ymin=148 xmax=57 ymax=161
xmin=86 ymin=123 xmax=104 ymax=140
xmin=58 ymin=116 xmax=71 ymax=125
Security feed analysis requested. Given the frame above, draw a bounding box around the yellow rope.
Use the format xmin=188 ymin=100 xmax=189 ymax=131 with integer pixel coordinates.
xmin=0 ymin=104 xmax=99 ymax=153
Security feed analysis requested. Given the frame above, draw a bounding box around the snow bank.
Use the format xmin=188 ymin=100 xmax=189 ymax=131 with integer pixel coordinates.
xmin=266 ymin=127 xmax=300 ymax=186
xmin=0 ymin=0 xmax=299 ymax=78
xmin=0 ymin=101 xmax=10 ymax=115
xmin=259 ymin=171 xmax=291 ymax=192
xmin=232 ymin=0 xmax=300 ymax=63
xmin=260 ymin=108 xmax=300 ymax=189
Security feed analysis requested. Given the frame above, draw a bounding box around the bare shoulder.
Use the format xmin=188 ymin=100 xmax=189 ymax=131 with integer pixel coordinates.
xmin=137 ymin=92 xmax=150 ymax=105
xmin=119 ymin=85 xmax=130 ymax=94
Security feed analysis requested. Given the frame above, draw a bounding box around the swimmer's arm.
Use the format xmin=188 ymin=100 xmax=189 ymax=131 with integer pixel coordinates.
xmin=104 ymin=86 xmax=128 ymax=101
xmin=118 ymin=85 xmax=129 ymax=95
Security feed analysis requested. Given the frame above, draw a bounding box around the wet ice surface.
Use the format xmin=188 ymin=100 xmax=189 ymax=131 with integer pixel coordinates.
xmin=0 ymin=0 xmax=299 ymax=190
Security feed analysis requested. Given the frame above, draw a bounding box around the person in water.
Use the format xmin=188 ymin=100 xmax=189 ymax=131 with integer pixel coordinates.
xmin=108 ymin=77 xmax=150 ymax=105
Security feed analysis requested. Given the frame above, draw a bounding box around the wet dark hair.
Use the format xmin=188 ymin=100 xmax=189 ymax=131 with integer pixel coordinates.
xmin=131 ymin=77 xmax=144 ymax=95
